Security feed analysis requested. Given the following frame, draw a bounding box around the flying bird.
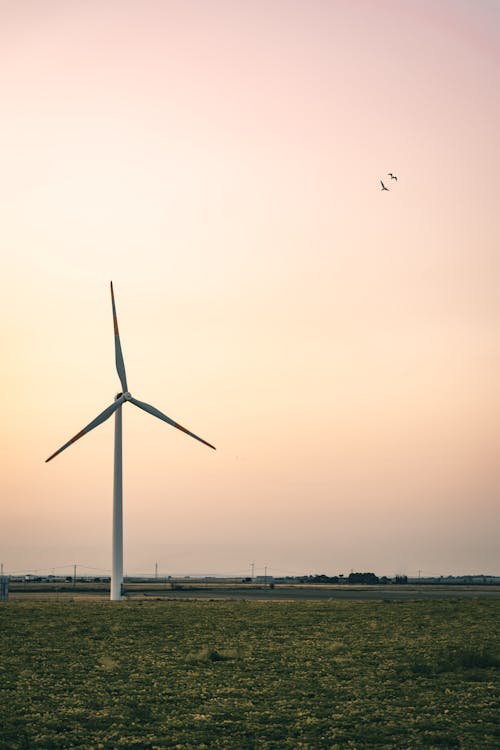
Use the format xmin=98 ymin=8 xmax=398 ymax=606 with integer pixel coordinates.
xmin=388 ymin=173 xmax=397 ymax=180
xmin=380 ymin=180 xmax=389 ymax=191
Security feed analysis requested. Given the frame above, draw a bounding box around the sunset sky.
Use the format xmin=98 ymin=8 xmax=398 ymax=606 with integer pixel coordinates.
xmin=1 ymin=0 xmax=499 ymax=579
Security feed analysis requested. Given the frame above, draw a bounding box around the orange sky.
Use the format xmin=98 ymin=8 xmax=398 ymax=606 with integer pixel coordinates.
xmin=1 ymin=0 xmax=499 ymax=578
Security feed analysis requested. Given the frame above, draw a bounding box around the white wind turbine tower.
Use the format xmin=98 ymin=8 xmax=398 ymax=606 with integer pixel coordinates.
xmin=46 ymin=282 xmax=216 ymax=600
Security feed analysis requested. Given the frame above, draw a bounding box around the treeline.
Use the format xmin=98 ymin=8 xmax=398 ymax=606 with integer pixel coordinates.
xmin=300 ymin=573 xmax=408 ymax=585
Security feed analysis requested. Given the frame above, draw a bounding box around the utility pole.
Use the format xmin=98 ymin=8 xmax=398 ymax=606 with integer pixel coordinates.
xmin=264 ymin=565 xmax=268 ymax=586
xmin=73 ymin=563 xmax=77 ymax=587
xmin=250 ymin=562 xmax=255 ymax=581
xmin=155 ymin=561 xmax=158 ymax=580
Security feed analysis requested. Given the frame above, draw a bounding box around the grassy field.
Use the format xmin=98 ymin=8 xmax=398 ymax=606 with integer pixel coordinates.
xmin=1 ymin=599 xmax=499 ymax=749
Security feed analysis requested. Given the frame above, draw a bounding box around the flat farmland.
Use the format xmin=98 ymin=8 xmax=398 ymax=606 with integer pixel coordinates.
xmin=128 ymin=583 xmax=500 ymax=601
xmin=1 ymin=599 xmax=499 ymax=749
xmin=9 ymin=582 xmax=500 ymax=601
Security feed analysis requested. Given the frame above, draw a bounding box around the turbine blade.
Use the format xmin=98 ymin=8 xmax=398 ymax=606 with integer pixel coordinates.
xmin=45 ymin=397 xmax=125 ymax=463
xmin=129 ymin=396 xmax=216 ymax=450
xmin=110 ymin=281 xmax=128 ymax=392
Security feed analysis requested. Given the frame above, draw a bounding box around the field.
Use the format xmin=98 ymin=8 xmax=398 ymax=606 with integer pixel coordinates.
xmin=9 ymin=581 xmax=500 ymax=601
xmin=1 ymin=599 xmax=499 ymax=749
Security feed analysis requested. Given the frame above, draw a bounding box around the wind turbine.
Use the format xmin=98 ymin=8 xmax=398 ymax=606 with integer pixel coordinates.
xmin=46 ymin=282 xmax=216 ymax=600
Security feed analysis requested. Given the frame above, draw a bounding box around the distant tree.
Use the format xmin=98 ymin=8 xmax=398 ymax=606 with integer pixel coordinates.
xmin=394 ymin=575 xmax=408 ymax=584
xmin=348 ymin=572 xmax=379 ymax=585
xmin=303 ymin=574 xmax=339 ymax=584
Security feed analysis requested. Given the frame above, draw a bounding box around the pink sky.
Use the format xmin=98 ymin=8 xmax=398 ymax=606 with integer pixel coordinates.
xmin=1 ymin=0 xmax=499 ymax=578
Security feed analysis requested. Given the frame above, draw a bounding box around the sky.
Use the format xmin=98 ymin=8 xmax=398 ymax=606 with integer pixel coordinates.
xmin=1 ymin=0 xmax=499 ymax=579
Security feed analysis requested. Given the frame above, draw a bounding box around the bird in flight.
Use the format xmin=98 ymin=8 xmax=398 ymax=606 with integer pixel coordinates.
xmin=380 ymin=180 xmax=389 ymax=191
xmin=388 ymin=173 xmax=397 ymax=180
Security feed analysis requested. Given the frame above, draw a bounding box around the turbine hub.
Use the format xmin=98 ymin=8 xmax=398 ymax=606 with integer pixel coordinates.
xmin=123 ymin=391 xmax=132 ymax=400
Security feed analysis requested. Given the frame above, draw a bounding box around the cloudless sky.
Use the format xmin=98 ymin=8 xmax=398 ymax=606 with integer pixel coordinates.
xmin=1 ymin=0 xmax=499 ymax=578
